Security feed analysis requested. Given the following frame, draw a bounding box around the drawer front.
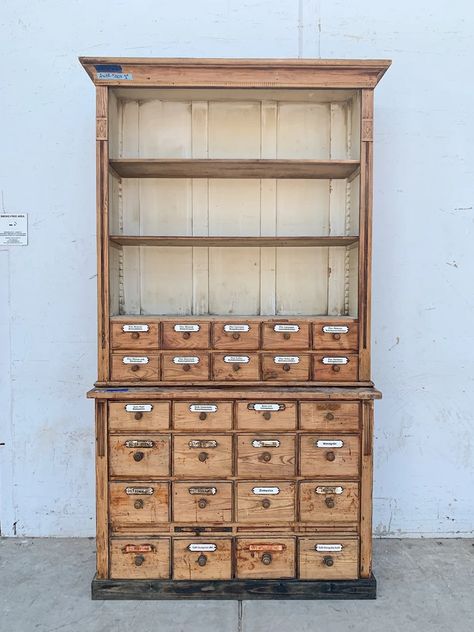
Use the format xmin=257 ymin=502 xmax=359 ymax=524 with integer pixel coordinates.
xmin=299 ymin=481 xmax=359 ymax=523
xmin=161 ymin=353 xmax=209 ymax=381
xmin=109 ymin=482 xmax=169 ymax=529
xmin=173 ymin=538 xmax=232 ymax=580
xmin=212 ymin=321 xmax=260 ymax=350
xmin=110 ymin=538 xmax=170 ymax=579
xmin=313 ymin=354 xmax=358 ymax=381
xmin=300 ymin=435 xmax=360 ymax=477
xmin=299 ymin=538 xmax=359 ymax=580
xmin=110 ymin=354 xmax=160 ymax=382
xmin=162 ymin=322 xmax=210 ymax=349
xmin=212 ymin=353 xmax=260 ymax=381
xmin=237 ymin=434 xmax=296 ymax=478
xmin=173 ymin=482 xmax=233 ymax=523
xmin=237 ymin=481 xmax=295 ymax=524
xmin=299 ymin=402 xmax=360 ymax=432
xmin=108 ymin=401 xmax=170 ymax=432
xmin=173 ymin=435 xmax=233 ymax=477
xmin=236 ymin=537 xmax=295 ymax=579
xmin=109 ymin=435 xmax=170 ymax=477
xmin=111 ymin=321 xmax=159 ymax=350
xmin=236 ymin=401 xmax=297 ymax=430
xmin=173 ymin=401 xmax=233 ymax=431
xmin=312 ymin=321 xmax=358 ymax=351
xmin=262 ymin=322 xmax=309 ymax=349
xmin=261 ymin=354 xmax=310 ymax=381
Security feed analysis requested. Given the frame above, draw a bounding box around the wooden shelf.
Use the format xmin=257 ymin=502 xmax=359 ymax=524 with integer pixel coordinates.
xmin=109 ymin=235 xmax=359 ymax=248
xmin=109 ymin=159 xmax=360 ymax=180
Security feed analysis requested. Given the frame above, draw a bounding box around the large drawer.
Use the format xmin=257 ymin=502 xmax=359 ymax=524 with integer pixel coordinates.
xmin=212 ymin=321 xmax=260 ymax=350
xmin=261 ymin=354 xmax=310 ymax=381
xmin=300 ymin=435 xmax=360 ymax=477
xmin=212 ymin=353 xmax=260 ymax=381
xmin=237 ymin=434 xmax=296 ymax=478
xmin=236 ymin=401 xmax=297 ymax=430
xmin=312 ymin=354 xmax=359 ymax=381
xmin=111 ymin=321 xmax=160 ymax=350
xmin=173 ymin=481 xmax=233 ymax=523
xmin=236 ymin=481 xmax=295 ymax=524
xmin=299 ymin=481 xmax=359 ymax=523
xmin=299 ymin=537 xmax=359 ymax=580
xmin=262 ymin=322 xmax=310 ymax=349
xmin=300 ymin=402 xmax=360 ymax=432
xmin=162 ymin=321 xmax=210 ymax=349
xmin=161 ymin=353 xmax=209 ymax=381
xmin=109 ymin=538 xmax=170 ymax=579
xmin=109 ymin=434 xmax=170 ymax=477
xmin=108 ymin=401 xmax=170 ymax=432
xmin=110 ymin=354 xmax=160 ymax=382
xmin=173 ymin=435 xmax=233 ymax=477
xmin=312 ymin=321 xmax=358 ymax=351
xmin=173 ymin=538 xmax=232 ymax=580
xmin=236 ymin=537 xmax=295 ymax=579
xmin=109 ymin=482 xmax=169 ymax=528
xmin=173 ymin=401 xmax=233 ymax=431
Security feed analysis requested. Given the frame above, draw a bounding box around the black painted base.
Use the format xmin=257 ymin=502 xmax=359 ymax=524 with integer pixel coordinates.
xmin=91 ymin=575 xmax=376 ymax=600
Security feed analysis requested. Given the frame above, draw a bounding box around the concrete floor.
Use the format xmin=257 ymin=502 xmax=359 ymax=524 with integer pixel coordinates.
xmin=0 ymin=539 xmax=473 ymax=632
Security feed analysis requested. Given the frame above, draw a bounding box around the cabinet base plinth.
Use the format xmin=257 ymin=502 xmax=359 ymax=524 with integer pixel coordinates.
xmin=91 ymin=574 xmax=376 ymax=600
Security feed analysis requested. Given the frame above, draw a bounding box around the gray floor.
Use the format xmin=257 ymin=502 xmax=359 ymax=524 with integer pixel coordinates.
xmin=0 ymin=538 xmax=473 ymax=631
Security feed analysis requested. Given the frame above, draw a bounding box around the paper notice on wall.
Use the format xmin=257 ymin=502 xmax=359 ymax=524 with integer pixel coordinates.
xmin=0 ymin=214 xmax=28 ymax=245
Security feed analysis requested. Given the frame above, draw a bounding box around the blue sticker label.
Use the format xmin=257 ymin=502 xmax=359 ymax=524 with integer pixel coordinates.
xmin=95 ymin=64 xmax=123 ymax=72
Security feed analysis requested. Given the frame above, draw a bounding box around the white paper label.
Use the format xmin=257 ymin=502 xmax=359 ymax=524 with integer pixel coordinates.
xmin=0 ymin=213 xmax=28 ymax=246
xmin=322 ymin=357 xmax=348 ymax=365
xmin=274 ymin=356 xmax=300 ymax=364
xmin=224 ymin=355 xmax=249 ymax=363
xmin=125 ymin=487 xmax=154 ymax=495
xmin=174 ymin=324 xmax=200 ymax=332
xmin=188 ymin=543 xmax=217 ymax=552
xmin=252 ymin=439 xmax=280 ymax=448
xmin=316 ymin=440 xmax=344 ymax=448
xmin=315 ymin=486 xmax=343 ymax=495
xmin=173 ymin=356 xmax=199 ymax=364
xmin=316 ymin=544 xmax=343 ymax=552
xmin=122 ymin=324 xmax=149 ymax=332
xmin=125 ymin=404 xmax=153 ymax=413
xmin=252 ymin=487 xmax=280 ymax=495
xmin=251 ymin=403 xmax=282 ymax=411
xmin=190 ymin=404 xmax=218 ymax=413
xmin=322 ymin=325 xmax=349 ymax=334
xmin=122 ymin=356 xmax=149 ymax=364
xmin=273 ymin=324 xmax=299 ymax=332
xmin=224 ymin=324 xmax=250 ymax=332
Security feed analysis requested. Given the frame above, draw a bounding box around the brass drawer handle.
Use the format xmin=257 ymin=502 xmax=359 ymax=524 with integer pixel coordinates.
xmin=325 ymin=497 xmax=335 ymax=509
xmin=198 ymin=498 xmax=208 ymax=509
xmin=134 ymin=499 xmax=144 ymax=509
xmin=131 ymin=332 xmax=140 ymax=340
xmin=197 ymin=554 xmax=207 ymax=567
xmin=262 ymin=412 xmax=272 ymax=420
xmin=326 ymin=451 xmax=336 ymax=462
xmin=134 ymin=555 xmax=145 ymax=566
xmin=325 ymin=412 xmax=334 ymax=421
xmin=130 ymin=364 xmax=140 ymax=372
xmin=323 ymin=556 xmax=334 ymax=567
xmin=133 ymin=451 xmax=144 ymax=462
xmin=261 ymin=553 xmax=272 ymax=565
xmin=261 ymin=498 xmax=271 ymax=509
xmin=198 ymin=451 xmax=209 ymax=462
xmin=261 ymin=451 xmax=272 ymax=462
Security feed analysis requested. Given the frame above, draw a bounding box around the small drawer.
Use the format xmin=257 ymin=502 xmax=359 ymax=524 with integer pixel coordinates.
xmin=299 ymin=481 xmax=359 ymax=523
xmin=173 ymin=482 xmax=233 ymax=523
xmin=262 ymin=354 xmax=310 ymax=381
xmin=109 ymin=434 xmax=170 ymax=478
xmin=161 ymin=353 xmax=209 ymax=381
xmin=212 ymin=353 xmax=260 ymax=381
xmin=312 ymin=320 xmax=358 ymax=351
xmin=110 ymin=354 xmax=160 ymax=382
xmin=173 ymin=401 xmax=233 ymax=431
xmin=212 ymin=321 xmax=260 ymax=350
xmin=173 ymin=538 xmax=232 ymax=580
xmin=236 ymin=537 xmax=295 ymax=579
xmin=262 ymin=321 xmax=309 ymax=349
xmin=173 ymin=435 xmax=233 ymax=477
xmin=237 ymin=434 xmax=296 ymax=478
xmin=111 ymin=321 xmax=159 ymax=350
xmin=300 ymin=435 xmax=360 ymax=477
xmin=300 ymin=402 xmax=360 ymax=432
xmin=312 ymin=354 xmax=358 ymax=381
xmin=109 ymin=482 xmax=169 ymax=529
xmin=162 ymin=321 xmax=210 ymax=349
xmin=110 ymin=538 xmax=170 ymax=579
xmin=236 ymin=401 xmax=297 ymax=430
xmin=108 ymin=401 xmax=170 ymax=432
xmin=299 ymin=537 xmax=359 ymax=580
xmin=237 ymin=481 xmax=295 ymax=524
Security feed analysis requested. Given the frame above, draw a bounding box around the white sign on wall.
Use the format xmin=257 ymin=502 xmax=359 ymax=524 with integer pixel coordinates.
xmin=0 ymin=214 xmax=28 ymax=245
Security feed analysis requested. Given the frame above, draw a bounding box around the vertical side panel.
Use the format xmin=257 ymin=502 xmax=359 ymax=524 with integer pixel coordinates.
xmin=192 ymin=102 xmax=209 ymax=314
xmin=360 ymin=400 xmax=374 ymax=577
xmin=260 ymin=101 xmax=277 ymax=315
xmin=95 ymin=400 xmax=109 ymax=578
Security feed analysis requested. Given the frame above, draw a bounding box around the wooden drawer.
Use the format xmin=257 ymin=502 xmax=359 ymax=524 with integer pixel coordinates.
xmin=300 ymin=402 xmax=360 ymax=432
xmin=212 ymin=353 xmax=260 ymax=381
xmin=299 ymin=481 xmax=359 ymax=523
xmin=161 ymin=353 xmax=209 ymax=381
xmin=110 ymin=538 xmax=170 ymax=579
xmin=162 ymin=321 xmax=210 ymax=349
xmin=236 ymin=537 xmax=295 ymax=579
xmin=312 ymin=354 xmax=358 ymax=381
xmin=212 ymin=321 xmax=260 ymax=350
xmin=173 ymin=538 xmax=232 ymax=580
xmin=108 ymin=401 xmax=170 ymax=432
xmin=109 ymin=482 xmax=169 ymax=529
xmin=236 ymin=481 xmax=295 ymax=524
xmin=300 ymin=435 xmax=360 ymax=477
xmin=262 ymin=321 xmax=309 ymax=349
xmin=236 ymin=401 xmax=297 ymax=430
xmin=173 ymin=482 xmax=233 ymax=523
xmin=110 ymin=354 xmax=160 ymax=382
xmin=299 ymin=537 xmax=359 ymax=580
xmin=173 ymin=401 xmax=233 ymax=431
xmin=312 ymin=320 xmax=358 ymax=351
xmin=237 ymin=434 xmax=296 ymax=478
xmin=111 ymin=321 xmax=159 ymax=350
xmin=109 ymin=434 xmax=170 ymax=478
xmin=262 ymin=354 xmax=310 ymax=381
xmin=173 ymin=435 xmax=233 ymax=477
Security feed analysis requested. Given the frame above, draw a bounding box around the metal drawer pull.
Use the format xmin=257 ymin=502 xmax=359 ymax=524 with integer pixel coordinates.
xmin=261 ymin=452 xmax=272 ymax=462
xmin=252 ymin=440 xmax=280 ymax=448
xmin=315 ymin=486 xmax=343 ymax=495
xmin=325 ymin=498 xmax=335 ymax=508
xmin=134 ymin=555 xmax=145 ymax=566
xmin=261 ymin=553 xmax=272 ymax=565
xmin=198 ymin=498 xmax=208 ymax=509
xmin=323 ymin=556 xmax=334 ymax=567
xmin=197 ymin=554 xmax=207 ymax=567
xmin=133 ymin=451 xmax=144 ymax=462
xmin=125 ymin=440 xmax=155 ymax=449
xmin=261 ymin=498 xmax=271 ymax=509
xmin=122 ymin=324 xmax=150 ymax=333
xmin=326 ymin=451 xmax=336 ymax=462
xmin=134 ymin=499 xmax=144 ymax=509
xmin=125 ymin=487 xmax=154 ymax=495
xmin=198 ymin=452 xmax=208 ymax=462
xmin=189 ymin=440 xmax=218 ymax=449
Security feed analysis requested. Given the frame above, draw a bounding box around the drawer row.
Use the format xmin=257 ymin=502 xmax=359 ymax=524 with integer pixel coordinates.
xmin=111 ymin=352 xmax=358 ymax=382
xmin=110 ymin=536 xmax=359 ymax=580
xmin=109 ymin=434 xmax=360 ymax=478
xmin=110 ymin=480 xmax=359 ymax=527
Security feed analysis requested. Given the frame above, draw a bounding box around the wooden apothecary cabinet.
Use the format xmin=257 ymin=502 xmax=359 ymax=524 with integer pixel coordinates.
xmin=82 ymin=56 xmax=390 ymax=599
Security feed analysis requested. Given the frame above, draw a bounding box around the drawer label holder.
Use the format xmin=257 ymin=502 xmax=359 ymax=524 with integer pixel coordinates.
xmin=252 ymin=487 xmax=280 ymax=495
xmin=125 ymin=486 xmax=154 ymax=495
xmin=188 ymin=543 xmax=217 ymax=552
xmin=315 ymin=486 xmax=343 ymax=495
xmin=316 ymin=440 xmax=344 ymax=448
xmin=123 ymin=356 xmax=149 ymax=364
xmin=122 ymin=544 xmax=155 ymax=554
xmin=322 ymin=325 xmax=349 ymax=334
xmin=188 ymin=487 xmax=217 ymax=495
xmin=125 ymin=404 xmax=153 ymax=413
xmin=224 ymin=324 xmax=250 ymax=332
xmin=316 ymin=544 xmax=343 ymax=552
xmin=248 ymin=403 xmax=285 ymax=411
xmin=173 ymin=356 xmax=200 ymax=364
xmin=224 ymin=355 xmax=250 ymax=363
xmin=248 ymin=543 xmax=285 ymax=552
xmin=190 ymin=404 xmax=218 ymax=413
xmin=273 ymin=324 xmax=299 ymax=332
xmin=124 ymin=440 xmax=155 ymax=448
xmin=322 ymin=357 xmax=348 ymax=365
xmin=122 ymin=324 xmax=150 ymax=332
xmin=252 ymin=439 xmax=280 ymax=448
xmin=274 ymin=356 xmax=300 ymax=364
xmin=174 ymin=324 xmax=200 ymax=332
xmin=188 ymin=439 xmax=218 ymax=449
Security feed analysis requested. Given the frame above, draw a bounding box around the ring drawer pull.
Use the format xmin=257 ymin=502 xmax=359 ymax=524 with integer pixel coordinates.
xmin=261 ymin=498 xmax=271 ymax=509
xmin=261 ymin=553 xmax=273 ymax=565
xmin=325 ymin=497 xmax=335 ymax=509
xmin=323 ymin=556 xmax=334 ymax=567
xmin=133 ymin=451 xmax=144 ymax=462
xmin=198 ymin=498 xmax=208 ymax=509
xmin=326 ymin=451 xmax=336 ymax=462
xmin=134 ymin=499 xmax=144 ymax=509
xmin=198 ymin=451 xmax=209 ymax=462
xmin=197 ymin=554 xmax=207 ymax=567
xmin=134 ymin=555 xmax=145 ymax=566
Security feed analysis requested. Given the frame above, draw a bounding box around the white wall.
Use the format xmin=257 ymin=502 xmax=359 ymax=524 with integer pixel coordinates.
xmin=1 ymin=0 xmax=473 ymax=537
